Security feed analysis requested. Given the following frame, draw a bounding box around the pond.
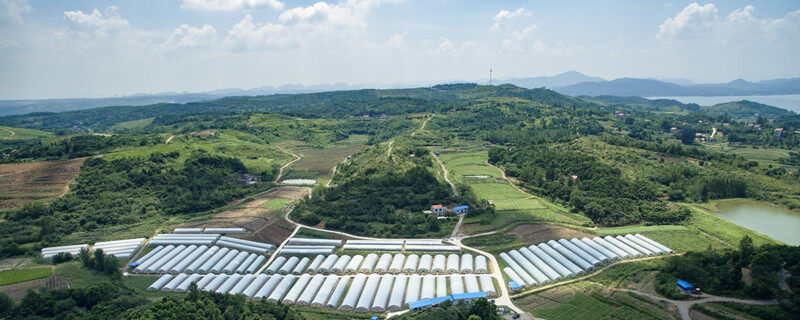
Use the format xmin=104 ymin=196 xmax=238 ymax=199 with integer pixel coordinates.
xmin=714 ymin=204 xmax=800 ymax=246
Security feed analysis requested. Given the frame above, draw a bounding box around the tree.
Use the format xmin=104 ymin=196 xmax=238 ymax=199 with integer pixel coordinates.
xmin=0 ymin=292 xmax=13 ymax=318
xmin=93 ymin=249 xmax=106 ymax=271
xmin=740 ymin=235 xmax=754 ymax=266
xmin=680 ymin=128 xmax=696 ymax=145
xmin=468 ymin=315 xmax=482 ymax=320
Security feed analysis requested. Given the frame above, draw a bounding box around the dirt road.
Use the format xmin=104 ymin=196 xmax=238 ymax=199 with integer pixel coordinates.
xmin=273 ymin=145 xmax=302 ymax=183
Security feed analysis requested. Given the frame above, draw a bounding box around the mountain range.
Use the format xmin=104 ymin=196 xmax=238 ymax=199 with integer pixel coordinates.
xmin=1 ymin=71 xmax=799 ymax=117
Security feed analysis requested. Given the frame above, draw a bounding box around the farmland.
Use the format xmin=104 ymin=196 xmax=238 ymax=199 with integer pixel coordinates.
xmin=0 ymin=157 xmax=85 ymax=210
xmin=0 ymin=268 xmax=52 ymax=286
xmin=277 ymin=134 xmax=368 ymax=182
xmin=0 ymin=126 xmax=52 ymax=140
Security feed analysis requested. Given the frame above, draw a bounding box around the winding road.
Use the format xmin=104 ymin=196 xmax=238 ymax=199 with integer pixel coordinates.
xmin=619 ymin=289 xmax=777 ymax=320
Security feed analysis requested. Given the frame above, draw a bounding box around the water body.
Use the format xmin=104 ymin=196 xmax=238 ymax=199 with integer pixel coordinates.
xmin=713 ymin=204 xmax=800 ymax=245
xmin=650 ymin=94 xmax=800 ymax=113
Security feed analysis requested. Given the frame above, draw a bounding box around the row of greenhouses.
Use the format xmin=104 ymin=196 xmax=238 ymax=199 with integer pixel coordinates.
xmin=148 ymin=272 xmax=495 ymax=312
xmin=264 ymin=253 xmax=489 ymax=275
xmin=501 ymin=234 xmax=672 ymax=288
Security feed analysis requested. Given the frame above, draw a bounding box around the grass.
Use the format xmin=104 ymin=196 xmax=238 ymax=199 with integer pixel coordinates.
xmin=704 ymin=143 xmax=793 ymax=168
xmin=261 ymin=198 xmax=294 ymax=211
xmin=531 ymin=292 xmax=615 ymax=320
xmin=295 ymin=227 xmax=333 ymax=239
xmin=278 ymin=134 xmax=368 ymax=180
xmin=0 ymin=268 xmax=53 ymax=286
xmin=592 ymin=225 xmax=688 ymax=235
xmin=462 ymin=233 xmax=518 ymax=248
xmin=105 ymin=130 xmax=293 ymax=175
xmin=0 ymin=125 xmax=53 ymax=140
xmin=470 ymin=183 xmax=530 ymax=200
xmin=109 ymin=117 xmax=154 ymax=132
xmin=53 ymin=261 xmax=115 ymax=288
xmin=679 ymin=203 xmax=778 ymax=247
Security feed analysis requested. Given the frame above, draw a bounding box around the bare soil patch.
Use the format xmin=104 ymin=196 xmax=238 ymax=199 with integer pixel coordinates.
xmin=0 ymin=276 xmax=68 ymax=302
xmin=508 ymin=223 xmax=593 ymax=245
xmin=0 ymin=157 xmax=85 ymax=210
xmin=181 ymin=186 xmax=309 ymax=245
xmin=0 ymin=257 xmax=37 ymax=272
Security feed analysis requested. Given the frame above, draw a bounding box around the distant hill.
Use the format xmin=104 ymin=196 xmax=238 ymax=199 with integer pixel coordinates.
xmin=556 ymin=77 xmax=800 ymax=97
xmin=586 ymin=95 xmax=793 ymax=121
xmin=504 ymin=70 xmax=605 ymax=89
xmin=700 ymin=100 xmax=793 ymax=121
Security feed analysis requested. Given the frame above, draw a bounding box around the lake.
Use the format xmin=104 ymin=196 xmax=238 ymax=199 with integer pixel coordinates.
xmin=713 ymin=204 xmax=800 ymax=245
xmin=650 ymin=94 xmax=800 ymax=113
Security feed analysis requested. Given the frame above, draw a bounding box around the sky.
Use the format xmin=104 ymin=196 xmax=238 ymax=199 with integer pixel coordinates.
xmin=0 ymin=0 xmax=798 ymax=99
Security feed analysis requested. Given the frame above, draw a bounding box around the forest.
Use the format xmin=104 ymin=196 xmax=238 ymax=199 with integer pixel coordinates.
xmin=293 ymin=166 xmax=455 ymax=237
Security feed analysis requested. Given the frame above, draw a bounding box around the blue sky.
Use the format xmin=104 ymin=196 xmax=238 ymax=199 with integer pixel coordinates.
xmin=0 ymin=0 xmax=798 ymax=99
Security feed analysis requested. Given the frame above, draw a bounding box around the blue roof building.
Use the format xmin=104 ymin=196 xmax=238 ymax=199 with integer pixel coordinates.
xmin=508 ymin=281 xmax=522 ymax=292
xmin=676 ymin=279 xmax=694 ymax=292
xmin=408 ymin=296 xmax=453 ymax=310
xmin=451 ymin=291 xmax=487 ymax=302
xmin=408 ymin=292 xmax=488 ymax=311
xmin=452 ymin=205 xmax=469 ymax=214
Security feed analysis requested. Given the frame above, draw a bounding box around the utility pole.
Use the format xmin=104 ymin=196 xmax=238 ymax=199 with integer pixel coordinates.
xmin=489 ymin=68 xmax=493 ymax=86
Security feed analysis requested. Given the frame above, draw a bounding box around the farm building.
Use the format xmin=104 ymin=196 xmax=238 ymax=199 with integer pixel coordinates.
xmin=450 ymin=205 xmax=469 ymax=214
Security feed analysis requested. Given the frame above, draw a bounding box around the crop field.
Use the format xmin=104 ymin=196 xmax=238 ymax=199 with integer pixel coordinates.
xmin=470 ymin=182 xmax=530 ymax=201
xmin=531 ymin=292 xmax=616 ymax=319
xmin=0 ymin=157 xmax=85 ymax=210
xmin=0 ymin=125 xmax=52 ymax=140
xmin=278 ymin=134 xmax=368 ymax=180
xmin=437 ymin=151 xmax=502 ymax=184
xmin=260 ymin=197 xmax=295 ymax=211
xmin=705 ymin=143 xmax=793 ymax=168
xmin=0 ymin=268 xmax=52 ymax=286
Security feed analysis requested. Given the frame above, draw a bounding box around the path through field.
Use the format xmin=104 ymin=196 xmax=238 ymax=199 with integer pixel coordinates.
xmin=1 ymin=127 xmax=15 ymax=138
xmin=273 ymin=145 xmax=302 ymax=183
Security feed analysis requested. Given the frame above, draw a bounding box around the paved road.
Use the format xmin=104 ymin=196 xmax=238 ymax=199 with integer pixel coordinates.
xmin=451 ymin=237 xmax=534 ymax=319
xmin=619 ymin=289 xmax=778 ymax=320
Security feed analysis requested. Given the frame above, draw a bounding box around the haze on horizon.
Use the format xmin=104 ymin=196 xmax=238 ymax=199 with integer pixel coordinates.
xmin=0 ymin=0 xmax=798 ymax=100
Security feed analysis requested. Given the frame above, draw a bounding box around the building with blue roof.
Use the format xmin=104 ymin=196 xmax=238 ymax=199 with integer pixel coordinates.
xmin=508 ymin=281 xmax=522 ymax=292
xmin=677 ymin=279 xmax=701 ymax=294
xmin=451 ymin=291 xmax=487 ymax=302
xmin=451 ymin=205 xmax=469 ymax=214
xmin=408 ymin=292 xmax=488 ymax=311
xmin=408 ymin=296 xmax=453 ymax=311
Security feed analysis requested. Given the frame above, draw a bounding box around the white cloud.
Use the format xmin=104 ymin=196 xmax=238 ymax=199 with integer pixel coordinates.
xmin=658 ymin=3 xmax=800 ymax=43
xmin=226 ymin=0 xmax=395 ymax=50
xmin=658 ymin=2 xmax=717 ymax=38
xmin=502 ymin=24 xmax=538 ymax=52
xmin=167 ymin=24 xmax=217 ymax=48
xmin=492 ymin=7 xmax=530 ymax=31
xmin=64 ymin=6 xmax=130 ymax=37
xmin=225 ymin=14 xmax=290 ymax=50
xmin=386 ymin=32 xmax=405 ymax=48
xmin=180 ymin=0 xmax=284 ymax=11
xmin=0 ymin=0 xmax=30 ymax=25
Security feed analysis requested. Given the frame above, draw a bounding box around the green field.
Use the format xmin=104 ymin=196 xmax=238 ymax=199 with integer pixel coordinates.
xmin=105 ymin=130 xmax=292 ymax=175
xmin=109 ymin=117 xmax=154 ymax=131
xmin=0 ymin=268 xmax=53 ymax=286
xmin=531 ymin=293 xmax=616 ymax=319
xmin=705 ymin=143 xmax=793 ymax=168
xmin=261 ymin=197 xmax=295 ymax=211
xmin=0 ymin=125 xmax=53 ymax=140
